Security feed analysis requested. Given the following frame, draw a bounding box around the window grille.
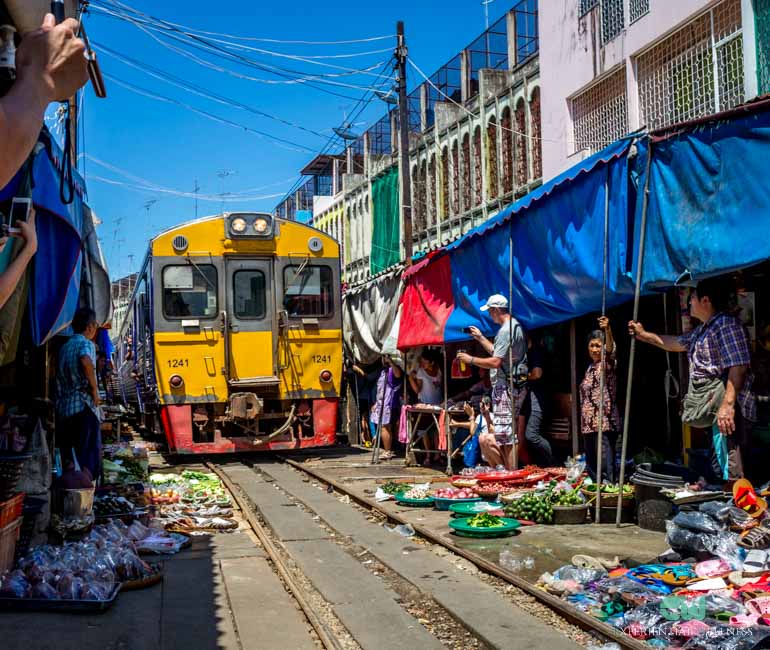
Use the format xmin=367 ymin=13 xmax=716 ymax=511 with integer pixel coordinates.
xmin=461 ymin=133 xmax=471 ymax=212
xmin=451 ymin=142 xmax=460 ymax=216
xmin=441 ymin=147 xmax=450 ymax=220
xmin=473 ymin=127 xmax=483 ymax=207
xmin=529 ymin=88 xmax=543 ymax=179
xmin=629 ymin=0 xmax=649 ymax=24
xmin=580 ymin=0 xmax=599 ymax=17
xmin=601 ymin=0 xmax=624 ymax=45
xmin=501 ymin=108 xmax=513 ymax=194
xmin=486 ymin=118 xmax=499 ymax=199
xmin=758 ymin=0 xmax=770 ymax=94
xmin=636 ymin=0 xmax=743 ymax=132
xmin=427 ymin=156 xmax=436 ymax=228
xmin=514 ymin=99 xmax=528 ymax=187
xmin=571 ymin=67 xmax=627 ymax=154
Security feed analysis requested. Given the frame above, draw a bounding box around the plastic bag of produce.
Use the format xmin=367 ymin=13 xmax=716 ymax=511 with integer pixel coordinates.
xmin=672 ymin=511 xmax=724 ymax=535
xmin=0 ymin=570 xmax=29 ymax=598
xmin=553 ymin=565 xmax=607 ymax=585
xmin=702 ymin=532 xmax=745 ymax=569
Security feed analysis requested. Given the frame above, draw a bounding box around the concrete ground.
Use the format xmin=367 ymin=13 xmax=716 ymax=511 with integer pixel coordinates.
xmin=0 ymin=509 xmax=316 ymax=650
xmin=284 ymin=448 xmax=669 ymax=583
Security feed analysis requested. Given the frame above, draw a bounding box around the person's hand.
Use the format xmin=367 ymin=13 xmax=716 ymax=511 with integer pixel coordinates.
xmin=468 ymin=326 xmax=483 ymax=341
xmin=16 ymin=14 xmax=89 ymax=104
xmin=628 ymin=320 xmax=645 ymax=338
xmin=14 ymin=209 xmax=36 ymax=256
xmin=598 ymin=316 xmax=610 ymax=331
xmin=92 ymin=389 xmax=101 ymax=408
xmin=0 ymin=235 xmax=7 ymax=255
xmin=717 ymin=402 xmax=735 ymax=435
xmin=463 ymin=402 xmax=474 ymax=418
xmin=352 ymin=365 xmax=364 ymax=377
xmin=456 ymin=352 xmax=473 ymax=365
xmin=479 ymin=400 xmax=490 ymax=416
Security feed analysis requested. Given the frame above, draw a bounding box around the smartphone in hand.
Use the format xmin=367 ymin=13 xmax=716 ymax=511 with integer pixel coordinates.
xmin=8 ymin=198 xmax=31 ymax=234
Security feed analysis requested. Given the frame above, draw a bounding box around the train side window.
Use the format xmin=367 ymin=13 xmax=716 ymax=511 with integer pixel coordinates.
xmin=283 ymin=265 xmax=333 ymax=318
xmin=162 ymin=264 xmax=218 ymax=319
xmin=233 ymin=270 xmax=266 ymax=319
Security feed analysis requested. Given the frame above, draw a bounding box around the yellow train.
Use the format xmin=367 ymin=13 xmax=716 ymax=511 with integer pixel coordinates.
xmin=115 ymin=212 xmax=342 ymax=454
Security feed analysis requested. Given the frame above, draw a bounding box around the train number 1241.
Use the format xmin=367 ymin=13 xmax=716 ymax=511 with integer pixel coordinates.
xmin=167 ymin=358 xmax=189 ymax=368
xmin=312 ymin=354 xmax=331 ymax=364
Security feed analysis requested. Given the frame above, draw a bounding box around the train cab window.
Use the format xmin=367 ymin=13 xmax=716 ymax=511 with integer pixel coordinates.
xmin=233 ymin=270 xmax=266 ymax=319
xmin=162 ymin=264 xmax=218 ymax=319
xmin=283 ymin=265 xmax=333 ymax=318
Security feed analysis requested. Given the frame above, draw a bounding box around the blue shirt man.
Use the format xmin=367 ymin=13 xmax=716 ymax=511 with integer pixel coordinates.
xmin=56 ymin=307 xmax=101 ymax=481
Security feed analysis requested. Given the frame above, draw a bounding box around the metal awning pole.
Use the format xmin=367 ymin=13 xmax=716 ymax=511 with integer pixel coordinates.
xmin=616 ymin=140 xmax=654 ymax=527
xmin=595 ymin=170 xmax=610 ymax=524
xmin=509 ymin=231 xmax=518 ymax=470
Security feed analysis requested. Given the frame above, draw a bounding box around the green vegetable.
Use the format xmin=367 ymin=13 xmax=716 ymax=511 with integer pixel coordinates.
xmin=381 ymin=481 xmax=411 ymax=495
xmin=467 ymin=513 xmax=504 ymax=528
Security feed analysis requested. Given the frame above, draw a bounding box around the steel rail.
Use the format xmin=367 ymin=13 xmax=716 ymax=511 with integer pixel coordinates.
xmin=280 ymin=456 xmax=649 ymax=650
xmin=206 ymin=462 xmax=344 ymax=650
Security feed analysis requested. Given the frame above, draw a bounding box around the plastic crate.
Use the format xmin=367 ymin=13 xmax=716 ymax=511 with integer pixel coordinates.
xmin=0 ymin=493 xmax=24 ymax=530
xmin=0 ymin=518 xmax=22 ymax=574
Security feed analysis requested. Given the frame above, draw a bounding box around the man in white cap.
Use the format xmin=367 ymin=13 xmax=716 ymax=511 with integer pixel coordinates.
xmin=457 ymin=295 xmax=528 ymax=469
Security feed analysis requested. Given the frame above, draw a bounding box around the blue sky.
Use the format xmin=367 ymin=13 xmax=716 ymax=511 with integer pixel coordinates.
xmin=76 ymin=0 xmax=511 ymax=279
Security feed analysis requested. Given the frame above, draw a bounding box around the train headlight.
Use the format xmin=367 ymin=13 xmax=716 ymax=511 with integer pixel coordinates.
xmin=230 ymin=217 xmax=248 ymax=234
xmin=319 ymin=369 xmax=332 ymax=383
xmin=225 ymin=213 xmax=274 ymax=239
xmin=169 ymin=374 xmax=185 ymax=389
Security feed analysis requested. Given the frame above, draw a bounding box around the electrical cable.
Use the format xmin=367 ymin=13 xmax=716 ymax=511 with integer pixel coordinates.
xmin=90 ymin=0 xmax=393 ymax=45
xmin=93 ymin=41 xmax=329 ymax=140
xmin=90 ymin=4 xmax=393 ymax=91
xmin=88 ymin=174 xmax=286 ymax=201
xmin=103 ymin=73 xmax=318 ymax=153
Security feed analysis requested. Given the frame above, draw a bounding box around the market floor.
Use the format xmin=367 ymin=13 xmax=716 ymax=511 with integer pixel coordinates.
xmin=0 ymin=525 xmax=316 ymax=650
xmin=281 ymin=448 xmax=669 ymax=583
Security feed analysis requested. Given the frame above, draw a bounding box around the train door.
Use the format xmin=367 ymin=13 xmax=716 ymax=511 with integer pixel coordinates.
xmin=225 ymin=258 xmax=277 ymax=384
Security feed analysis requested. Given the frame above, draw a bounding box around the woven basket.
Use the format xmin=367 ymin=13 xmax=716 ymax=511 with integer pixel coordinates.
xmin=0 ymin=458 xmax=25 ymax=502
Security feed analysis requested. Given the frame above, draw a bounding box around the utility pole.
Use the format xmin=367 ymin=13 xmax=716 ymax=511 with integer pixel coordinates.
xmin=396 ymin=21 xmax=413 ymax=265
xmin=193 ymin=178 xmax=200 ymax=218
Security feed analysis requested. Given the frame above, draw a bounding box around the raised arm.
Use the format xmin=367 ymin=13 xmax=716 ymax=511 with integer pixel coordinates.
xmin=628 ymin=321 xmax=686 ymax=352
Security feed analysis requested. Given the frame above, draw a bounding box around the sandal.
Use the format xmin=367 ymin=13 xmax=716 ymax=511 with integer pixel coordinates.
xmin=571 ymin=554 xmax=620 ymax=570
xmin=737 ymin=525 xmax=770 ymax=549
xmin=746 ymin=595 xmax=770 ymax=617
xmin=743 ymin=549 xmax=770 ymax=575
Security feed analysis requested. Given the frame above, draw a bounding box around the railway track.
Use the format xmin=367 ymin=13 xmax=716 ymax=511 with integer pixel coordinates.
xmin=205 ymin=455 xmax=649 ymax=650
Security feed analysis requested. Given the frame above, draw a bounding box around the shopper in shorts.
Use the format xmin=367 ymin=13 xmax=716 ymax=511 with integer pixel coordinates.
xmin=456 ymin=295 xmax=527 ymax=469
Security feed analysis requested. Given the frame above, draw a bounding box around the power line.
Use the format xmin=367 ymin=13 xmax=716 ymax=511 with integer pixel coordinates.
xmin=103 ymin=72 xmax=319 ymax=153
xmin=90 ymin=0 xmax=393 ymax=46
xmin=94 ymin=41 xmax=330 ymax=140
xmin=89 ymin=175 xmax=287 ymax=202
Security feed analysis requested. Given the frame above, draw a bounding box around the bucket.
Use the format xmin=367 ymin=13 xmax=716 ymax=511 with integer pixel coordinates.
xmin=631 ymin=476 xmax=676 ymax=532
xmin=552 ymin=504 xmax=589 ymax=525
xmin=54 ymin=488 xmax=95 ymax=519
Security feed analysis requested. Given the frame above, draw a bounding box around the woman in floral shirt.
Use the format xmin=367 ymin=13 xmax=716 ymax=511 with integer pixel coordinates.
xmin=580 ymin=316 xmax=621 ymax=482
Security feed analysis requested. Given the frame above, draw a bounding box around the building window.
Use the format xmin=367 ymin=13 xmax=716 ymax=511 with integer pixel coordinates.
xmin=461 ymin=133 xmax=471 ymax=212
xmin=451 ymin=141 xmax=460 ymax=216
xmin=487 ymin=118 xmax=498 ymax=199
xmin=473 ymin=127 xmax=483 ymax=207
xmin=441 ymin=146 xmax=450 ymax=220
xmin=529 ymin=87 xmax=542 ymax=180
xmin=427 ymin=154 xmax=436 ymax=228
xmin=571 ymin=67 xmax=628 ymax=154
xmin=514 ymin=99 xmax=528 ymax=188
xmin=579 ymin=0 xmax=599 ymax=16
xmin=636 ymin=0 xmax=744 ymax=132
xmin=601 ymin=0 xmax=624 ymax=44
xmin=629 ymin=0 xmax=649 ymax=24
xmin=501 ymin=107 xmax=513 ymax=195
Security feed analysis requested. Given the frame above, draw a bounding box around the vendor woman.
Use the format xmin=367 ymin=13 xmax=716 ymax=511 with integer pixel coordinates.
xmin=369 ymin=354 xmax=404 ymax=460
xmin=580 ymin=316 xmax=620 ymax=483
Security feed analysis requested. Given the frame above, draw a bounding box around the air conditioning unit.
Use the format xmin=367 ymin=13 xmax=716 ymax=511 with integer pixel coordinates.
xmin=5 ymin=0 xmax=79 ymax=34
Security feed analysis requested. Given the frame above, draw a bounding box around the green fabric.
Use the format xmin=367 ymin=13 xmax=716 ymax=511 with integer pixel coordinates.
xmin=370 ymin=167 xmax=400 ymax=275
xmin=757 ymin=0 xmax=770 ymax=94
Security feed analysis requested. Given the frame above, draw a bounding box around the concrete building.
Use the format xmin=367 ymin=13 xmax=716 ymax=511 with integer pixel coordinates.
xmin=540 ymin=0 xmax=761 ymax=178
xmin=278 ymin=0 xmax=770 ymax=285
xmin=277 ymin=0 xmax=541 ymax=285
xmin=110 ymin=273 xmax=137 ymax=342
